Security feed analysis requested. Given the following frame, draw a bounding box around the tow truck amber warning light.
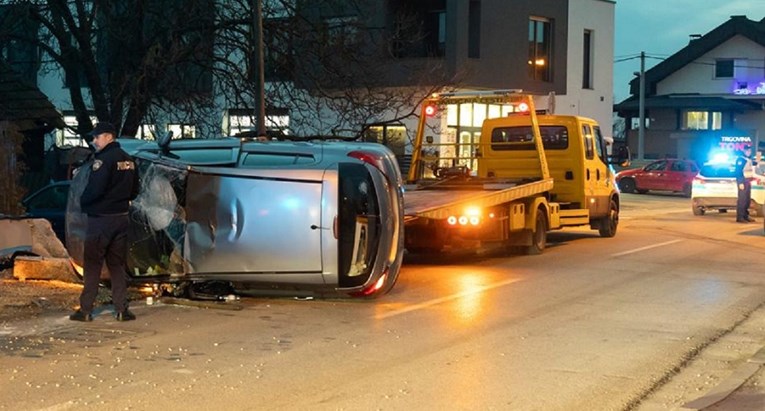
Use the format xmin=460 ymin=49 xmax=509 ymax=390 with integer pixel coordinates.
xmin=424 ymin=104 xmax=437 ymax=116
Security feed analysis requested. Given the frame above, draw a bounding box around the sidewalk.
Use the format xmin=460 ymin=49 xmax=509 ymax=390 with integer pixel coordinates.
xmin=637 ymin=301 xmax=765 ymax=410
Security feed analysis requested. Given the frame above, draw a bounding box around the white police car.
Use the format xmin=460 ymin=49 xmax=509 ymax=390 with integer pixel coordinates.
xmin=691 ymin=159 xmax=765 ymax=216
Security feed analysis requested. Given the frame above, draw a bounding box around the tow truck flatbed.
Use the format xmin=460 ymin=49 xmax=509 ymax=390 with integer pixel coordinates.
xmin=403 ymin=177 xmax=553 ymax=220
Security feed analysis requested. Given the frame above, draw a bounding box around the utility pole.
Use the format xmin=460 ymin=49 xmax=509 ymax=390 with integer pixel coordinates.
xmin=253 ymin=0 xmax=266 ymax=137
xmin=638 ymin=51 xmax=646 ymax=161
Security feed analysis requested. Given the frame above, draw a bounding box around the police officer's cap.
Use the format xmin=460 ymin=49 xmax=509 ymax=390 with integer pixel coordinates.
xmin=88 ymin=122 xmax=117 ymax=136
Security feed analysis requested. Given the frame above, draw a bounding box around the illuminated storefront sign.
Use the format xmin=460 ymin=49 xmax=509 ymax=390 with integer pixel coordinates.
xmin=732 ymin=81 xmax=765 ymax=95
xmin=717 ymin=135 xmax=752 ymax=151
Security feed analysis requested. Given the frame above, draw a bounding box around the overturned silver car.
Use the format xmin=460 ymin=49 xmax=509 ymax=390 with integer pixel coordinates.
xmin=66 ymin=136 xmax=405 ymax=298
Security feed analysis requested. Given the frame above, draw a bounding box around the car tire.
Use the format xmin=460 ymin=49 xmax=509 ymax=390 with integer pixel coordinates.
xmin=692 ymin=204 xmax=705 ymax=216
xmin=598 ymin=200 xmax=619 ymax=238
xmin=526 ymin=209 xmax=547 ymax=255
xmin=618 ymin=178 xmax=636 ymax=193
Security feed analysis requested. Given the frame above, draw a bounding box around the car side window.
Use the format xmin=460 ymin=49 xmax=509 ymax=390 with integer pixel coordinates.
xmin=645 ymin=161 xmax=666 ymax=172
xmin=671 ymin=161 xmax=687 ymax=172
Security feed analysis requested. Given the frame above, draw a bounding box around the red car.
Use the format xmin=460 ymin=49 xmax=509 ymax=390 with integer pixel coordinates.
xmin=615 ymin=158 xmax=699 ymax=197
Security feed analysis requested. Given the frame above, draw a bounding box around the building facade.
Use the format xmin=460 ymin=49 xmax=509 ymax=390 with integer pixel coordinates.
xmin=2 ymin=0 xmax=615 ymax=160
xmin=615 ymin=15 xmax=765 ymax=165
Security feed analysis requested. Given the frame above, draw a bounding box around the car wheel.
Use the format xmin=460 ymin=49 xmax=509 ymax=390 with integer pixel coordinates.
xmin=618 ymin=178 xmax=636 ymax=193
xmin=692 ymin=204 xmax=705 ymax=216
xmin=598 ymin=199 xmax=618 ymax=237
xmin=526 ymin=209 xmax=547 ymax=255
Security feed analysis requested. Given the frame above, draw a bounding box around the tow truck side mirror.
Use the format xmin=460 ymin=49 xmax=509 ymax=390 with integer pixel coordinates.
xmin=610 ymin=145 xmax=631 ymax=167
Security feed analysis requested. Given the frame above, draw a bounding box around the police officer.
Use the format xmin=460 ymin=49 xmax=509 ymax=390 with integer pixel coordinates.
xmin=734 ymin=146 xmax=755 ymax=223
xmin=70 ymin=122 xmax=139 ymax=322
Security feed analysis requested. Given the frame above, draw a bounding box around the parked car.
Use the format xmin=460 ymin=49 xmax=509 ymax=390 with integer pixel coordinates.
xmin=67 ymin=137 xmax=405 ymax=299
xmin=615 ymin=158 xmax=699 ymax=197
xmin=691 ymin=161 xmax=765 ymax=216
xmin=22 ymin=180 xmax=71 ymax=245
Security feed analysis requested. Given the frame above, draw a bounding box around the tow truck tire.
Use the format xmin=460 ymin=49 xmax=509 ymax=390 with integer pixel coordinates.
xmin=526 ymin=209 xmax=547 ymax=255
xmin=598 ymin=200 xmax=618 ymax=238
xmin=618 ymin=178 xmax=636 ymax=193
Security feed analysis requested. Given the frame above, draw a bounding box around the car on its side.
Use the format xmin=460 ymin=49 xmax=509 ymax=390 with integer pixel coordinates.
xmin=615 ymin=158 xmax=699 ymax=197
xmin=67 ymin=137 xmax=405 ymax=299
xmin=691 ymin=161 xmax=765 ymax=216
xmin=22 ymin=180 xmax=71 ymax=245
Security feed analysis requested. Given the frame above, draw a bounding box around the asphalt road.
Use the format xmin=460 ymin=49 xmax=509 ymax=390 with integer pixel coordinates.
xmin=1 ymin=192 xmax=764 ymax=410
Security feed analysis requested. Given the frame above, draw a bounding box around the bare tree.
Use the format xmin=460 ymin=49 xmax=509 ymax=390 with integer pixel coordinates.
xmin=0 ymin=0 xmax=460 ymax=142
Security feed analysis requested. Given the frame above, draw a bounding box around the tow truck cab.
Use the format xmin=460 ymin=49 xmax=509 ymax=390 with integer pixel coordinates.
xmin=478 ymin=114 xmax=618 ymax=225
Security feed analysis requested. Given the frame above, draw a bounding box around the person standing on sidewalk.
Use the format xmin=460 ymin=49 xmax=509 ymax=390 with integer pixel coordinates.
xmin=70 ymin=122 xmax=139 ymax=322
xmin=734 ymin=146 xmax=755 ymax=223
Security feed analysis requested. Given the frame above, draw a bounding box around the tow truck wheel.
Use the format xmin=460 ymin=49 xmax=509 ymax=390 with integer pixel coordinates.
xmin=598 ymin=200 xmax=618 ymax=238
xmin=526 ymin=209 xmax=547 ymax=255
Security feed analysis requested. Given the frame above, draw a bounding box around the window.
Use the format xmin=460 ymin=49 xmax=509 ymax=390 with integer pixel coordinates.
xmin=715 ymin=59 xmax=734 ymax=78
xmin=468 ymin=0 xmax=481 ymax=58
xmin=645 ymin=160 xmax=667 ymax=172
xmin=490 ymin=125 xmax=569 ymax=151
xmin=58 ymin=114 xmax=97 ymax=147
xmin=226 ymin=108 xmax=290 ymax=136
xmin=582 ymin=30 xmax=593 ymax=89
xmin=389 ymin=0 xmax=446 ymax=58
xmin=167 ymin=124 xmax=196 ymax=139
xmin=363 ymin=125 xmax=406 ymax=156
xmin=324 ymin=16 xmax=359 ymax=47
xmin=582 ymin=124 xmax=594 ymax=160
xmin=683 ymin=111 xmax=722 ymax=130
xmin=264 ymin=18 xmax=293 ymax=81
xmin=528 ymin=17 xmax=552 ymax=81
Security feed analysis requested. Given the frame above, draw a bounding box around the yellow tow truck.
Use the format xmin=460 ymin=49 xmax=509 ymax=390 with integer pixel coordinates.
xmin=403 ymin=90 xmax=628 ymax=254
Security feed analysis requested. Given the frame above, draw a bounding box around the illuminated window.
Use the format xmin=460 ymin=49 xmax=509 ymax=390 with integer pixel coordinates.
xmin=528 ymin=17 xmax=552 ymax=82
xmin=137 ymin=125 xmax=157 ymax=140
xmin=167 ymin=124 xmax=196 ymax=139
xmin=58 ymin=114 xmax=96 ymax=147
xmin=226 ymin=109 xmax=290 ymax=136
xmin=683 ymin=111 xmax=722 ymax=130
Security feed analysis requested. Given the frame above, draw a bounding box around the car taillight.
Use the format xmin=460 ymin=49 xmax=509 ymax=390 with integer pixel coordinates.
xmin=350 ymin=271 xmax=388 ymax=297
xmin=348 ymin=150 xmax=384 ymax=171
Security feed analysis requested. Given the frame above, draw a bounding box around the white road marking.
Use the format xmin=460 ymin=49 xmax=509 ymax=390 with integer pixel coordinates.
xmin=611 ymin=239 xmax=683 ymax=257
xmin=375 ymin=278 xmax=522 ymax=320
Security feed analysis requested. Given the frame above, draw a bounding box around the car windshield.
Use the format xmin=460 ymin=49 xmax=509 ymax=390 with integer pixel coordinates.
xmin=699 ymin=163 xmax=736 ymax=178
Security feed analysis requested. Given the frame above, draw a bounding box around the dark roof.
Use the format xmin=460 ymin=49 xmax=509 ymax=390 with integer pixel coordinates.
xmin=628 ymin=16 xmax=765 ymax=97
xmin=614 ymin=95 xmax=762 ymax=114
xmin=0 ymin=60 xmax=64 ymax=131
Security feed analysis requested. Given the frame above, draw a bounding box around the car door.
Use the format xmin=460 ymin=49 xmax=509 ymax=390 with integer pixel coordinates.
xmin=182 ymin=169 xmax=325 ymax=284
xmin=640 ymin=160 xmax=668 ymax=190
xmin=665 ymin=160 xmax=689 ymax=191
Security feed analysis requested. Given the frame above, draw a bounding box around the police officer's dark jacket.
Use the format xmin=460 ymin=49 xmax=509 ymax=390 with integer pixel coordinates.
xmin=734 ymin=154 xmax=750 ymax=184
xmin=81 ymin=141 xmax=139 ymax=216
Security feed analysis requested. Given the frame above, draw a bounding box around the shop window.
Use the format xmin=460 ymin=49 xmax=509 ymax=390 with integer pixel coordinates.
xmin=528 ymin=17 xmax=553 ymax=82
